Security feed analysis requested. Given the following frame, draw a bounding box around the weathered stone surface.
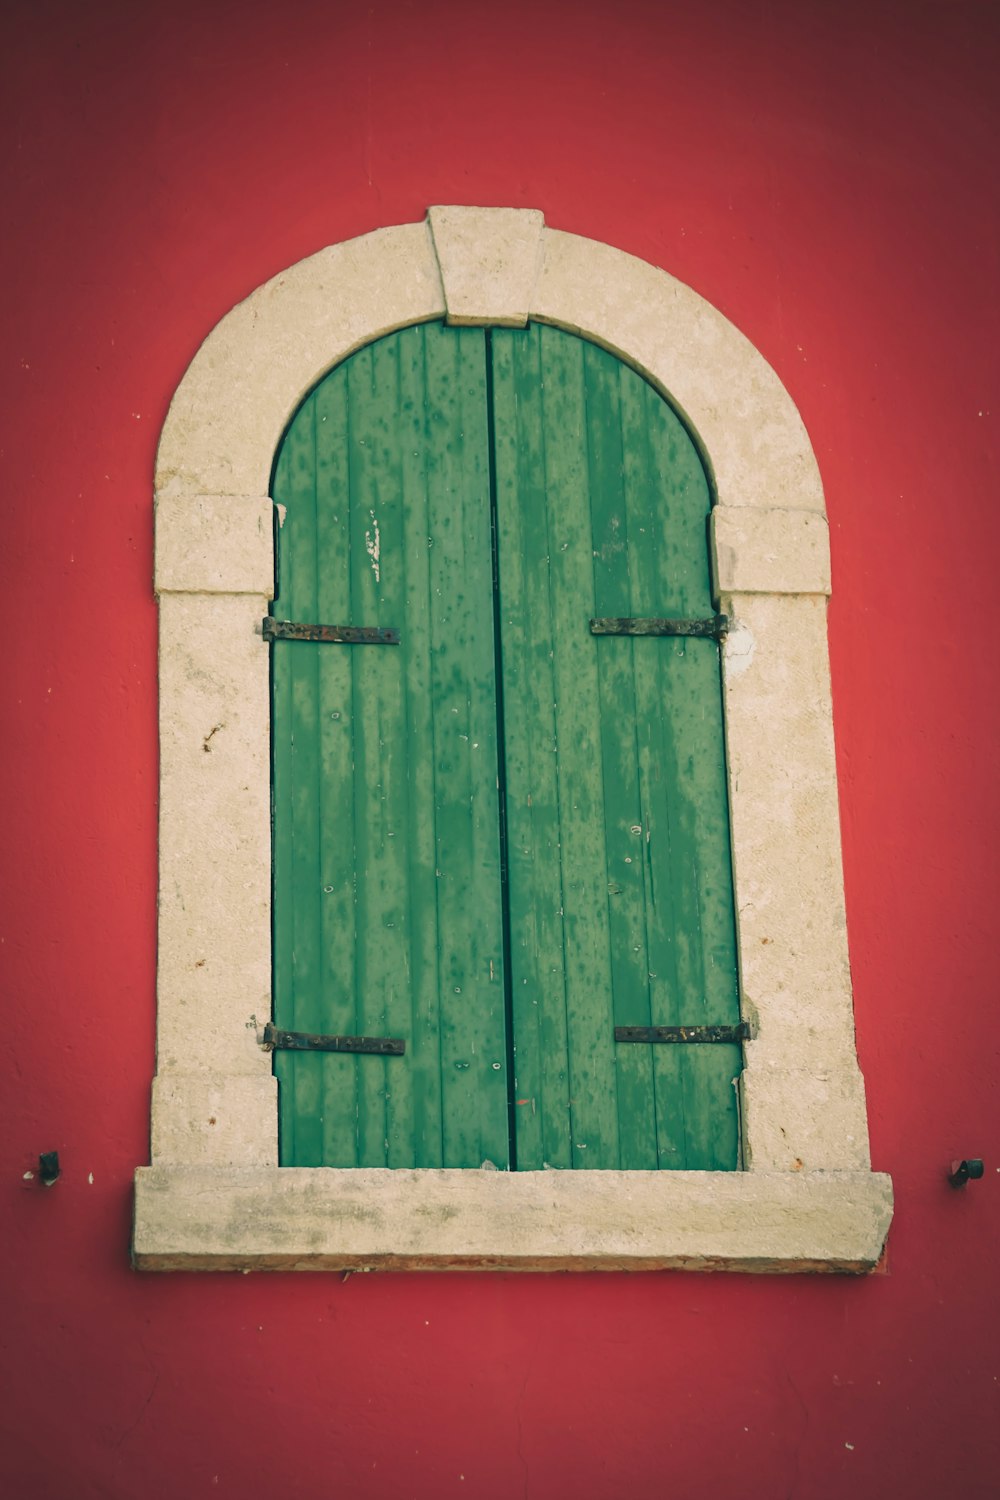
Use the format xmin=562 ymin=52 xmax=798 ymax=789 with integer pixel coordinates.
xmin=151 ymin=1076 xmax=277 ymax=1167
xmin=155 ymin=222 xmax=445 ymax=498
xmin=154 ymin=493 xmax=275 ymax=596
xmin=428 ymin=205 xmax=544 ymax=326
xmin=740 ymin=1059 xmax=873 ymax=1172
xmin=157 ymin=593 xmax=270 ymax=1079
xmin=711 ymin=505 xmax=831 ymax=597
xmin=531 ymin=227 xmax=826 ymax=516
xmin=134 ymin=1166 xmax=893 ymax=1273
xmin=720 ymin=593 xmax=856 ymax=1065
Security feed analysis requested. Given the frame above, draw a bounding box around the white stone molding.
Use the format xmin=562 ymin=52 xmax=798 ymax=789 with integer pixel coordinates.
xmin=136 ymin=207 xmax=892 ymax=1272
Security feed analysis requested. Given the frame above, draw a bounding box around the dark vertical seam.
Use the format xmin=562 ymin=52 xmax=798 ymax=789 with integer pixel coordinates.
xmin=485 ymin=328 xmax=518 ymax=1171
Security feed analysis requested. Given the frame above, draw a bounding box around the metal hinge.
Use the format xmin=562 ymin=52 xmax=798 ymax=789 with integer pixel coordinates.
xmin=590 ymin=615 xmax=728 ymax=640
xmin=615 ymin=1023 xmax=750 ymax=1045
xmin=262 ymin=1023 xmax=405 ymax=1056
xmin=263 ymin=619 xmax=400 ymax=645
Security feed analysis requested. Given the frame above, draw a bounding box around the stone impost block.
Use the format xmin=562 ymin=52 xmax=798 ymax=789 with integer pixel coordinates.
xmin=711 ymin=505 xmax=831 ymax=598
xmin=155 ymin=493 xmax=275 ymax=596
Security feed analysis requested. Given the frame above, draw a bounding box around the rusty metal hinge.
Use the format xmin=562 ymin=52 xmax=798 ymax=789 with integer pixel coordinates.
xmin=262 ymin=1023 xmax=405 ymax=1055
xmin=263 ymin=619 xmax=400 ymax=645
xmin=590 ymin=615 xmax=728 ymax=640
xmin=615 ymin=1023 xmax=750 ymax=1045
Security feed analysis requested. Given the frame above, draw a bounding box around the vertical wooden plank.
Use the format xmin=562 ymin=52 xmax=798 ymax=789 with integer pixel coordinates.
xmin=272 ymin=391 xmax=327 ymax=1166
xmin=270 ymin=408 xmax=298 ymax=1163
xmin=394 ymin=325 xmax=442 ymax=1168
xmin=312 ymin=365 xmax=361 ymax=1166
xmin=490 ymin=328 xmax=573 ymax=1169
xmin=581 ymin=340 xmax=659 ymax=1171
xmin=422 ymin=324 xmax=510 ymax=1169
xmin=344 ymin=338 xmax=409 ymax=1167
xmin=615 ymin=364 xmax=688 ymax=1170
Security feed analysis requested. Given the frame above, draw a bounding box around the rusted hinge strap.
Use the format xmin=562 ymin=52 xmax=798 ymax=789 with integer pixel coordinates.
xmin=590 ymin=615 xmax=728 ymax=640
xmin=262 ymin=1023 xmax=405 ymax=1055
xmin=263 ymin=619 xmax=400 ymax=645
xmin=615 ymin=1023 xmax=750 ymax=1045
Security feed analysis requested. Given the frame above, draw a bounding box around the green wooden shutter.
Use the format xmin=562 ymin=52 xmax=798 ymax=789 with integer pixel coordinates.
xmin=271 ymin=321 xmax=742 ymax=1171
xmin=271 ymin=324 xmax=511 ymax=1169
xmin=491 ymin=325 xmax=741 ymax=1171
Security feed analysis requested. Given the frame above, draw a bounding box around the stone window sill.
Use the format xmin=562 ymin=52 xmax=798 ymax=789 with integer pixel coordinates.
xmin=134 ymin=1165 xmax=892 ymax=1273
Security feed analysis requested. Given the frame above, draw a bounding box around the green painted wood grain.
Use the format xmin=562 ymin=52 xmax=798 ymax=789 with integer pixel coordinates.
xmin=419 ymin=325 xmax=509 ymax=1169
xmin=490 ymin=328 xmax=576 ymax=1168
xmin=493 ymin=326 xmax=621 ymax=1169
xmin=583 ymin=338 xmax=659 ymax=1170
xmin=271 ymin=323 xmax=509 ymax=1168
xmin=614 ymin=353 xmax=742 ymax=1168
xmin=492 ymin=324 xmax=741 ymax=1170
xmin=272 ymin=320 xmax=741 ymax=1172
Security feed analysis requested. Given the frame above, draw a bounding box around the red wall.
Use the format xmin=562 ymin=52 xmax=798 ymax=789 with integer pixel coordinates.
xmin=3 ymin=2 xmax=998 ymax=1496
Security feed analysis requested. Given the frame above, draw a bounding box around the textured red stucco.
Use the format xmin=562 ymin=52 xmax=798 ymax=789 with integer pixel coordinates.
xmin=3 ymin=2 xmax=998 ymax=1496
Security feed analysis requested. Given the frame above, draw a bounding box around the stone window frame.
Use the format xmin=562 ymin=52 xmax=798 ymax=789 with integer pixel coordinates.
xmin=133 ymin=207 xmax=892 ymax=1272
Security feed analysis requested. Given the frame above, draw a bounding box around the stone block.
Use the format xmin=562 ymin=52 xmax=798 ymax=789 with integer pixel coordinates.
xmin=133 ymin=1164 xmax=894 ymax=1273
xmin=155 ymin=493 xmax=275 ymax=595
xmin=429 ymin=205 xmax=544 ymax=326
xmin=711 ymin=505 xmax=831 ymax=597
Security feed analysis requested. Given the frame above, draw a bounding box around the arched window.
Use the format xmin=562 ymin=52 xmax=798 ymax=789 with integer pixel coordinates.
xmin=135 ymin=208 xmax=892 ymax=1271
xmin=270 ymin=321 xmax=741 ymax=1172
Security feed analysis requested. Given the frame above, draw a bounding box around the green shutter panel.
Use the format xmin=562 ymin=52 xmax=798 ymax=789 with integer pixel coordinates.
xmin=271 ymin=324 xmax=511 ymax=1168
xmin=491 ymin=325 xmax=742 ymax=1170
xmin=271 ymin=321 xmax=742 ymax=1172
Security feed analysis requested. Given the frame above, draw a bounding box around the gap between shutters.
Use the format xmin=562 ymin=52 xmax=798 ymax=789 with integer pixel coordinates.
xmin=484 ymin=329 xmax=521 ymax=1170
